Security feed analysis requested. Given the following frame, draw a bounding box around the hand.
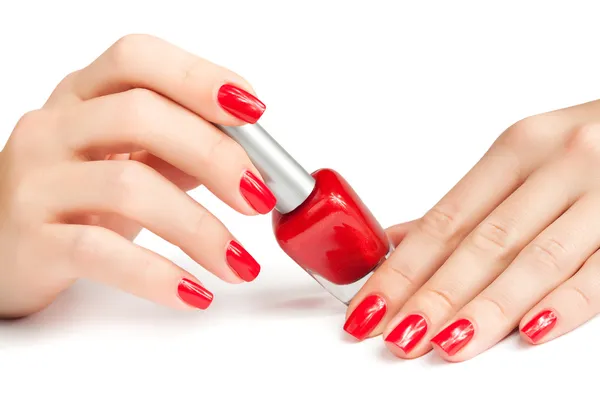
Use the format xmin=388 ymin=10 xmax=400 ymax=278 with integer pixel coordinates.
xmin=343 ymin=99 xmax=600 ymax=361
xmin=0 ymin=34 xmax=276 ymax=318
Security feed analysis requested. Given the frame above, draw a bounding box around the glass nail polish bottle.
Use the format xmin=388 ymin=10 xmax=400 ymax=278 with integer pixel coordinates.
xmin=216 ymin=123 xmax=392 ymax=304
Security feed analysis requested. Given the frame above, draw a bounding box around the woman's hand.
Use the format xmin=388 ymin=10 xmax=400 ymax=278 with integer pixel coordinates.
xmin=0 ymin=34 xmax=276 ymax=318
xmin=344 ymin=99 xmax=600 ymax=361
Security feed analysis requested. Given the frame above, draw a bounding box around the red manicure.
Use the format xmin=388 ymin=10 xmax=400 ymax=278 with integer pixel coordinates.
xmin=431 ymin=319 xmax=474 ymax=356
xmin=385 ymin=314 xmax=428 ymax=354
xmin=226 ymin=240 xmax=261 ymax=282
xmin=217 ymin=84 xmax=266 ymax=124
xmin=521 ymin=310 xmax=557 ymax=343
xmin=240 ymin=170 xmax=277 ymax=214
xmin=177 ymin=278 xmax=213 ymax=310
xmin=343 ymin=295 xmax=387 ymax=341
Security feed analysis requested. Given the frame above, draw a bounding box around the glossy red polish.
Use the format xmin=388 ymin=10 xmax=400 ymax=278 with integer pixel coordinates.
xmin=272 ymin=169 xmax=389 ymax=302
xmin=431 ymin=319 xmax=474 ymax=356
xmin=217 ymin=84 xmax=266 ymax=124
xmin=226 ymin=240 xmax=261 ymax=282
xmin=177 ymin=278 xmax=213 ymax=310
xmin=385 ymin=314 xmax=428 ymax=354
xmin=215 ymin=123 xmax=391 ymax=305
xmin=343 ymin=295 xmax=387 ymax=340
xmin=521 ymin=310 xmax=557 ymax=343
xmin=240 ymin=170 xmax=277 ymax=214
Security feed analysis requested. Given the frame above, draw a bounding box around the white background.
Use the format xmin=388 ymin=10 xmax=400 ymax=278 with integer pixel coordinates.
xmin=1 ymin=1 xmax=599 ymax=399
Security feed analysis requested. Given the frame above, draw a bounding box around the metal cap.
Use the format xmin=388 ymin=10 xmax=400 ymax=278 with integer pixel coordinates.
xmin=215 ymin=123 xmax=316 ymax=214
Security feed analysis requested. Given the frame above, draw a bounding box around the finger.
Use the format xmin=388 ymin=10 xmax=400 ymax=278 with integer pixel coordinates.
xmin=519 ymin=249 xmax=600 ymax=345
xmin=131 ymin=151 xmax=200 ymax=192
xmin=59 ymin=89 xmax=275 ymax=215
xmin=343 ymin=125 xmax=546 ymax=340
xmin=383 ymin=155 xmax=585 ymax=357
xmin=385 ymin=219 xmax=420 ymax=247
xmin=430 ymin=193 xmax=600 ymax=362
xmin=343 ymin=113 xmax=600 ymax=341
xmin=46 ymin=34 xmax=265 ymax=125
xmin=47 ymin=224 xmax=213 ymax=310
xmin=38 ymin=160 xmax=261 ymax=284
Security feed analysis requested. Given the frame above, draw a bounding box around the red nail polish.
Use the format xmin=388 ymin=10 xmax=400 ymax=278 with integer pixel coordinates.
xmin=273 ymin=169 xmax=390 ymax=303
xmin=214 ymin=124 xmax=391 ymax=305
xmin=521 ymin=310 xmax=557 ymax=343
xmin=343 ymin=295 xmax=387 ymax=340
xmin=240 ymin=170 xmax=276 ymax=214
xmin=385 ymin=314 xmax=428 ymax=354
xmin=217 ymin=84 xmax=266 ymax=124
xmin=177 ymin=278 xmax=213 ymax=310
xmin=431 ymin=319 xmax=474 ymax=356
xmin=226 ymin=240 xmax=260 ymax=282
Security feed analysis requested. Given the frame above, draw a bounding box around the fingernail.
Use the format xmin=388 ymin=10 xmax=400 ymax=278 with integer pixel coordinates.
xmin=343 ymin=295 xmax=387 ymax=341
xmin=239 ymin=170 xmax=276 ymax=214
xmin=431 ymin=319 xmax=474 ymax=356
xmin=384 ymin=314 xmax=428 ymax=354
xmin=177 ymin=278 xmax=213 ymax=310
xmin=217 ymin=84 xmax=266 ymax=124
xmin=521 ymin=310 xmax=557 ymax=343
xmin=226 ymin=240 xmax=261 ymax=282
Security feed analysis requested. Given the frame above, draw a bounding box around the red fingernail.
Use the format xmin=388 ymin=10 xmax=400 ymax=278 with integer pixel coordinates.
xmin=217 ymin=84 xmax=266 ymax=124
xmin=385 ymin=314 xmax=428 ymax=354
xmin=431 ymin=319 xmax=474 ymax=356
xmin=343 ymin=295 xmax=387 ymax=341
xmin=226 ymin=240 xmax=261 ymax=282
xmin=239 ymin=170 xmax=276 ymax=214
xmin=177 ymin=278 xmax=213 ymax=310
xmin=521 ymin=310 xmax=557 ymax=343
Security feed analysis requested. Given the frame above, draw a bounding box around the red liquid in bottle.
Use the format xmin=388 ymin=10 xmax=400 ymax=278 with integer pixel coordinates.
xmin=272 ymin=168 xmax=389 ymax=287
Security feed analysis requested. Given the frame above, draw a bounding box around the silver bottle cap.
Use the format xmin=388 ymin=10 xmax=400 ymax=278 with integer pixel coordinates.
xmin=215 ymin=123 xmax=316 ymax=214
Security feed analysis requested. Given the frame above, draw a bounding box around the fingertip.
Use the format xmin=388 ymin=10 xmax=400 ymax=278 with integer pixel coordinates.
xmin=239 ymin=169 xmax=276 ymax=215
xmin=225 ymin=240 xmax=261 ymax=283
xmin=176 ymin=277 xmax=214 ymax=310
xmin=518 ymin=329 xmax=538 ymax=345
xmin=430 ymin=342 xmax=460 ymax=362
xmin=383 ymin=338 xmax=411 ymax=359
xmin=216 ymin=82 xmax=266 ymax=125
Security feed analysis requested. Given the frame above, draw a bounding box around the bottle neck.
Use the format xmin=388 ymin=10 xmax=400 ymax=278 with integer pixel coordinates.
xmin=214 ymin=123 xmax=316 ymax=214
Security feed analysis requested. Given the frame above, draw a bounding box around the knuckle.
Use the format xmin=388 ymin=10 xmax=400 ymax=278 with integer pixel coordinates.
xmin=419 ymin=204 xmax=462 ymax=243
xmin=7 ymin=178 xmax=39 ymax=224
xmin=68 ymin=227 xmax=102 ymax=267
xmin=421 ymin=287 xmax=457 ymax=311
xmin=121 ymin=88 xmax=159 ymax=112
xmin=187 ymin=206 xmax=213 ymax=240
xmin=181 ymin=57 xmax=208 ymax=84
xmin=108 ymin=34 xmax=155 ymax=71
xmin=53 ymin=70 xmax=80 ymax=94
xmin=117 ymin=89 xmax=159 ymax=136
xmin=199 ymin=134 xmax=243 ymax=176
xmin=109 ymin=161 xmax=151 ymax=210
xmin=568 ymin=285 xmax=593 ymax=308
xmin=9 ymin=110 xmax=53 ymax=152
xmin=566 ymin=123 xmax=600 ymax=157
xmin=467 ymin=219 xmax=515 ymax=256
xmin=500 ymin=115 xmax=547 ymax=150
xmin=386 ymin=261 xmax=416 ymax=286
xmin=478 ymin=294 xmax=510 ymax=322
xmin=526 ymin=238 xmax=569 ymax=276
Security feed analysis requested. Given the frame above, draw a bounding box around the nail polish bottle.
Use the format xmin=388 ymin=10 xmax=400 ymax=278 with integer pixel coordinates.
xmin=216 ymin=123 xmax=392 ymax=304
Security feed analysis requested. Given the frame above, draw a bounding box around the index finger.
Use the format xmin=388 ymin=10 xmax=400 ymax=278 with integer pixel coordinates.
xmin=45 ymin=34 xmax=264 ymax=125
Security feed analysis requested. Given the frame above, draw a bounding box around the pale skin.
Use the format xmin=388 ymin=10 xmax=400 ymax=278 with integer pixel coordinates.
xmin=2 ymin=35 xmax=599 ymax=362
xmin=350 ymin=100 xmax=600 ymax=361
xmin=0 ymin=34 xmax=272 ymax=317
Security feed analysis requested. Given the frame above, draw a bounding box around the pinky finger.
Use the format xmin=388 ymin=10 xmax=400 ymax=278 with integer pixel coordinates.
xmin=47 ymin=224 xmax=214 ymax=310
xmin=519 ymin=250 xmax=600 ymax=344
